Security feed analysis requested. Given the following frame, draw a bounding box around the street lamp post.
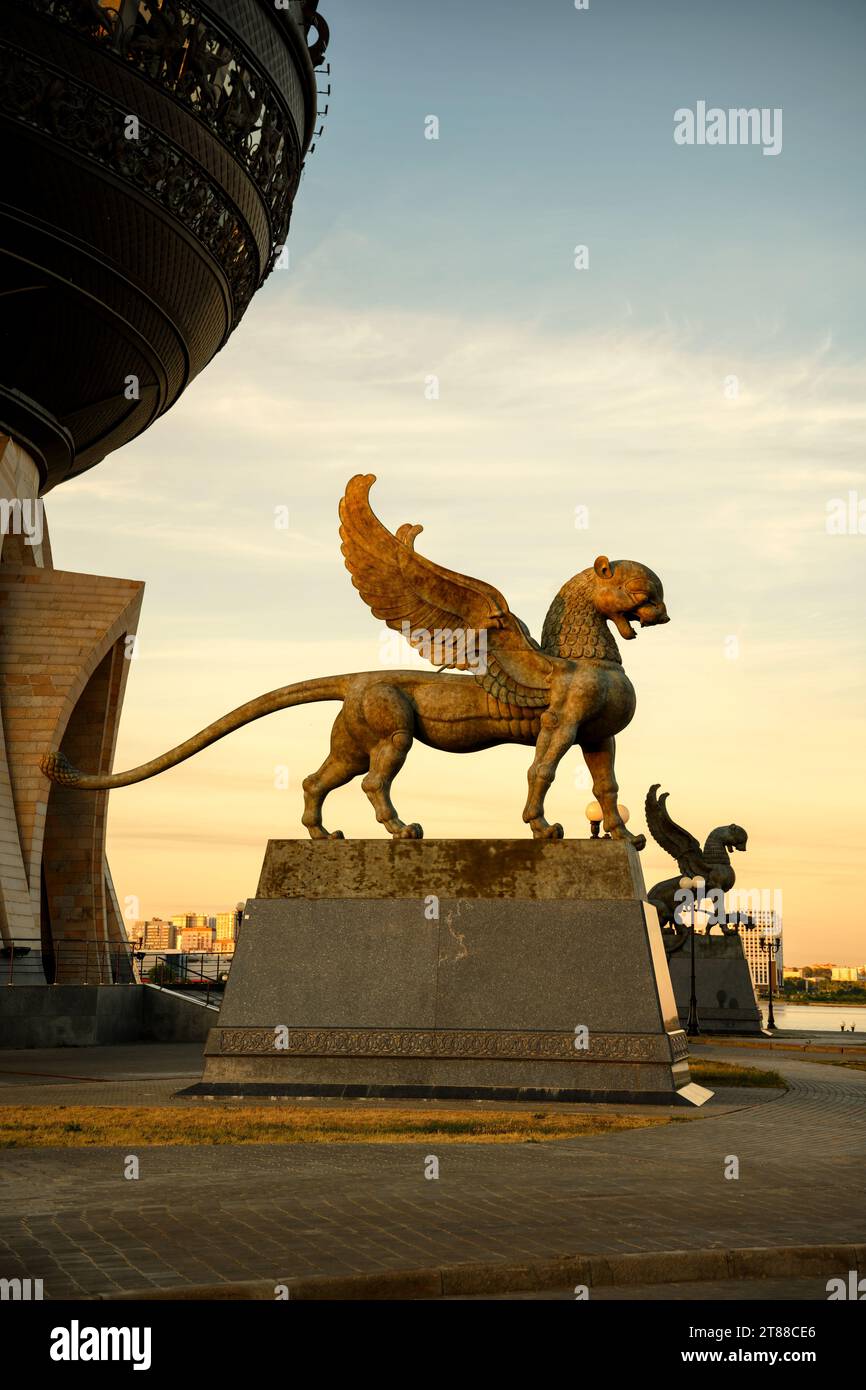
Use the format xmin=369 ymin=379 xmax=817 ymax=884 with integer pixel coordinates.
xmin=585 ymin=801 xmax=631 ymax=839
xmin=680 ymin=875 xmax=704 ymax=1037
xmin=760 ymin=932 xmax=779 ymax=1031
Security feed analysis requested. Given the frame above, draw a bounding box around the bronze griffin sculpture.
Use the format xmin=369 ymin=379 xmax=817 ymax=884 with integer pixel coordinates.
xmin=40 ymin=475 xmax=670 ymax=843
xmin=645 ymin=784 xmax=748 ymax=945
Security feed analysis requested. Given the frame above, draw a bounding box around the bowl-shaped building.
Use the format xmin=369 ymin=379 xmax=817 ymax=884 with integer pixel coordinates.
xmin=0 ymin=0 xmax=329 ymax=490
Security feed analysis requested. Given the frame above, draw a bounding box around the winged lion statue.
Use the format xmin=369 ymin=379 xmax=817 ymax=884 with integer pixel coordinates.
xmin=40 ymin=475 xmax=671 ymax=844
xmin=645 ymin=784 xmax=748 ymax=947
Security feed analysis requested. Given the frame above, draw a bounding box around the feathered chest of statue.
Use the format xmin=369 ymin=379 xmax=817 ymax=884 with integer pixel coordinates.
xmin=41 ymin=475 xmax=671 ymax=844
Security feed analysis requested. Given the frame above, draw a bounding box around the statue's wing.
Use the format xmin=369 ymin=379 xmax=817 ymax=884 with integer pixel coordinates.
xmin=339 ymin=475 xmax=553 ymax=707
xmin=644 ymin=784 xmax=708 ymax=880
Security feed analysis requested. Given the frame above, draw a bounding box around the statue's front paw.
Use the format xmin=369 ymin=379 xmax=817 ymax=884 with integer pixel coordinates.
xmin=608 ymin=826 xmax=646 ymax=851
xmin=532 ymin=821 xmax=564 ymax=841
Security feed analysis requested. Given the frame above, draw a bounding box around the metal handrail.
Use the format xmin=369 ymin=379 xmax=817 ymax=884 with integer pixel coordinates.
xmin=135 ymin=948 xmax=233 ymax=1006
xmin=0 ymin=938 xmax=233 ymax=995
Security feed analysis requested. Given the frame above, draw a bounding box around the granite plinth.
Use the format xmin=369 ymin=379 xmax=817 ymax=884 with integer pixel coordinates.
xmin=254 ymin=836 xmax=647 ymax=901
xmin=667 ymin=933 xmax=765 ymax=1035
xmin=193 ymin=840 xmax=710 ymax=1106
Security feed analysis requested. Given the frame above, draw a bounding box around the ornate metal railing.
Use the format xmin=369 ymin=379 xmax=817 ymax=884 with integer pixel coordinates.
xmin=0 ymin=39 xmax=261 ymax=309
xmin=11 ymin=0 xmax=329 ymax=269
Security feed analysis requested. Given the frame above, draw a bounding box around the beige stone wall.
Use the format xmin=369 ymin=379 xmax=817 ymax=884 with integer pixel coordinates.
xmin=0 ymin=436 xmax=143 ymax=981
xmin=0 ymin=568 xmax=143 ymax=976
xmin=0 ymin=436 xmax=47 ymax=952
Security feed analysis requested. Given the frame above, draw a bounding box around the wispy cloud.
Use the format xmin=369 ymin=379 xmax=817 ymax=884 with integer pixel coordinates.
xmin=45 ymin=291 xmax=866 ymax=957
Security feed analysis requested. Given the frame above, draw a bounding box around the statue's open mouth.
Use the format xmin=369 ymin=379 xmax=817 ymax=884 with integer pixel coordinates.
xmin=614 ymin=613 xmax=638 ymax=640
xmin=614 ymin=606 xmax=669 ymax=640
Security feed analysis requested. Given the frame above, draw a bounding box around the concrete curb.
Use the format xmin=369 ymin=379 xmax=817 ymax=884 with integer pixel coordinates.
xmin=97 ymin=1243 xmax=866 ymax=1301
xmin=694 ymin=1038 xmax=866 ymax=1056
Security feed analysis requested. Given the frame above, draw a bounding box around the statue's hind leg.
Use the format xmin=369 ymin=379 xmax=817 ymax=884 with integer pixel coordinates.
xmin=362 ymin=731 xmax=421 ymax=838
xmin=302 ymin=712 xmax=368 ymax=840
xmin=522 ymin=711 xmax=577 ymax=840
xmin=581 ymin=736 xmax=646 ymax=849
xmin=359 ymin=684 xmax=422 ymax=838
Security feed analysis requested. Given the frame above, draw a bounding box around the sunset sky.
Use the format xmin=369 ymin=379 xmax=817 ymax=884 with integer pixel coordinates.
xmin=46 ymin=0 xmax=866 ymax=961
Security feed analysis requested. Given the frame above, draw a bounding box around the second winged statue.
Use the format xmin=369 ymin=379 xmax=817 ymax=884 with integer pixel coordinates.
xmin=41 ymin=475 xmax=670 ymax=844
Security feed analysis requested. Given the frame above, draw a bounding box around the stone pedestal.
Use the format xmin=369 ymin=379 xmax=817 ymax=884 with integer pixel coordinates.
xmin=667 ymin=933 xmax=765 ymax=1034
xmin=192 ymin=840 xmax=711 ymax=1106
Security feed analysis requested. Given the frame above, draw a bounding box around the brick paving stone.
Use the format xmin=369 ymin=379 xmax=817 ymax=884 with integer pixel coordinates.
xmin=0 ymin=1045 xmax=864 ymax=1297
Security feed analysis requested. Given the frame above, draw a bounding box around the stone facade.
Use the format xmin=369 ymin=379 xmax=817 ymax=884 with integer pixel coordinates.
xmin=255 ymin=835 xmax=648 ymax=902
xmin=0 ymin=435 xmax=142 ymax=982
xmin=667 ymin=932 xmax=765 ymax=1034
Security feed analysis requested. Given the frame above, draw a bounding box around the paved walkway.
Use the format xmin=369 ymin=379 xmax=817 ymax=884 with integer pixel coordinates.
xmin=0 ymin=1042 xmax=864 ymax=1298
xmin=0 ymin=1042 xmax=203 ymax=1107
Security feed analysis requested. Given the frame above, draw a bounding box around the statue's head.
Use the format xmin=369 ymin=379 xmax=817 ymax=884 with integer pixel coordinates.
xmin=722 ymin=825 xmax=748 ymax=852
xmin=587 ymin=557 xmax=670 ymax=641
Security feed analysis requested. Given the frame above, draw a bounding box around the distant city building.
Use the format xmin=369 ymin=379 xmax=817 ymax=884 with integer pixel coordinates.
xmin=139 ymin=918 xmax=177 ymax=951
xmin=214 ymin=907 xmax=243 ymax=955
xmin=783 ymin=964 xmax=865 ymax=990
xmin=180 ymin=926 xmax=215 ymax=953
xmin=215 ymin=912 xmax=237 ymax=941
xmin=737 ymin=912 xmax=784 ymax=991
xmin=168 ymin=913 xmax=210 ymax=930
xmin=135 ymin=904 xmax=244 ymax=957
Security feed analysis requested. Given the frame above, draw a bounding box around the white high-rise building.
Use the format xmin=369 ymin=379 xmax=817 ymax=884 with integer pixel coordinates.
xmin=738 ymin=911 xmax=784 ymax=991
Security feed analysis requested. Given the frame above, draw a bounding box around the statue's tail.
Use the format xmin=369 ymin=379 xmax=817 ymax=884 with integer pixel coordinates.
xmin=40 ymin=675 xmax=351 ymax=791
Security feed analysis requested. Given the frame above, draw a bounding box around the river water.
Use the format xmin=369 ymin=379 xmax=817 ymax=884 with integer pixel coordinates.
xmin=762 ymin=1001 xmax=865 ymax=1033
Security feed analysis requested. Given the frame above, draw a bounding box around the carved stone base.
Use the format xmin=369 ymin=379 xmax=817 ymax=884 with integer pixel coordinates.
xmin=667 ymin=933 xmax=765 ymax=1035
xmin=190 ymin=840 xmax=712 ymax=1106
